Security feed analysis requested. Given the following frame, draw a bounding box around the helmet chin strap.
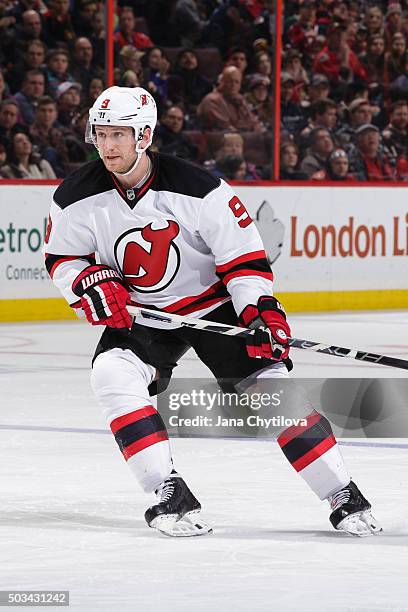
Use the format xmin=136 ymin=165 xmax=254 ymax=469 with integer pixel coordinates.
xmin=114 ymin=141 xmax=147 ymax=177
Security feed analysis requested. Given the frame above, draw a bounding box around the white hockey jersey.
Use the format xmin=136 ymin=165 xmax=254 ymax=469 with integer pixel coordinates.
xmin=44 ymin=153 xmax=274 ymax=318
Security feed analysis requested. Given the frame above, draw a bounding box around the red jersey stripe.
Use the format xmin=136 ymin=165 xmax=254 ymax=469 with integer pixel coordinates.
xmin=291 ymin=435 xmax=337 ymax=472
xmin=277 ymin=411 xmax=322 ymax=447
xmin=216 ymin=250 xmax=267 ymax=273
xmin=164 ymin=281 xmax=225 ymax=313
xmin=122 ymin=430 xmax=169 ymax=460
xmin=110 ymin=405 xmax=157 ymax=434
xmin=222 ymin=269 xmax=273 ymax=286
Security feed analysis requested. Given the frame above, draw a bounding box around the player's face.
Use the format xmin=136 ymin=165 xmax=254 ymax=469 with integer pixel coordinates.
xmin=95 ymin=125 xmax=138 ymax=172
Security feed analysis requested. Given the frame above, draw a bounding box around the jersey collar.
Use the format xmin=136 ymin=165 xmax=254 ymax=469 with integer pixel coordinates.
xmin=109 ymin=151 xmax=157 ymax=209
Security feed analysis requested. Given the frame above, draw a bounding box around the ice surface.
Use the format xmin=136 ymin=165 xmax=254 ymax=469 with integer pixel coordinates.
xmin=1 ymin=312 xmax=408 ymax=611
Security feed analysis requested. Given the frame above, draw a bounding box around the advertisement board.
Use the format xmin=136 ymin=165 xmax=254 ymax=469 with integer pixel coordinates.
xmin=0 ymin=183 xmax=407 ymax=320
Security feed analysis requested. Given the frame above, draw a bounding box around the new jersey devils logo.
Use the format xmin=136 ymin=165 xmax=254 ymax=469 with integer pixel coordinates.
xmin=114 ymin=220 xmax=180 ymax=293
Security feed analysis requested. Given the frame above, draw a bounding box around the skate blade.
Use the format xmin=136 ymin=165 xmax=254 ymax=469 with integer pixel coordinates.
xmin=150 ymin=511 xmax=213 ymax=537
xmin=337 ymin=510 xmax=383 ymax=537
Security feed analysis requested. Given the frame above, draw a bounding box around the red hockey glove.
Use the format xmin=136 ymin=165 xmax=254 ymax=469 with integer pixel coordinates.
xmin=72 ymin=265 xmax=132 ymax=328
xmin=239 ymin=296 xmax=291 ymax=361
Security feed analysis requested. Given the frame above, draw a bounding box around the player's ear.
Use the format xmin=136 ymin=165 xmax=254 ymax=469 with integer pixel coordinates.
xmin=140 ymin=127 xmax=152 ymax=149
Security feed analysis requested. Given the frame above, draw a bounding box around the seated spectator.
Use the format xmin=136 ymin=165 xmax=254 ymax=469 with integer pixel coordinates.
xmin=313 ymin=22 xmax=367 ymax=91
xmin=382 ymin=100 xmax=408 ymax=162
xmin=89 ymin=10 xmax=106 ymax=67
xmin=13 ymin=69 xmax=45 ymax=125
xmin=300 ymin=127 xmax=334 ymax=177
xmin=169 ymin=48 xmax=212 ymax=117
xmin=197 ymin=65 xmax=263 ymax=132
xmin=336 ymin=97 xmax=373 ymax=152
xmin=0 ymin=99 xmax=26 ymax=146
xmin=6 ymin=40 xmax=47 ymax=94
xmin=312 ymin=147 xmax=355 ymax=181
xmin=304 ymin=74 xmax=331 ymax=108
xmin=71 ymin=0 xmax=98 ymax=39
xmin=285 ymin=0 xmax=318 ymax=61
xmin=363 ymin=34 xmax=385 ymax=86
xmin=365 ymin=6 xmax=384 ymax=39
xmin=56 ymin=81 xmax=81 ymax=127
xmin=207 ymin=132 xmax=263 ymax=179
xmin=349 ymin=123 xmax=394 ymax=181
xmin=155 ymin=105 xmax=197 ymax=161
xmin=300 ymin=98 xmax=338 ymax=142
xmin=43 ymin=0 xmax=75 ymax=48
xmin=249 ymin=50 xmax=272 ymax=81
xmin=212 ymin=155 xmax=249 ymax=181
xmin=1 ymin=130 xmax=56 ymax=178
xmin=87 ymin=76 xmax=104 ymax=106
xmin=119 ymin=45 xmax=144 ymax=83
xmin=244 ymin=74 xmax=273 ymax=130
xmin=142 ymin=46 xmax=171 ymax=108
xmin=170 ymin=0 xmax=207 ymax=47
xmin=226 ymin=47 xmax=249 ymax=76
xmin=30 ymin=95 xmax=66 ymax=175
xmin=119 ymin=70 xmax=141 ymax=88
xmin=280 ymin=142 xmax=308 ymax=180
xmin=385 ymin=32 xmax=406 ymax=83
xmin=283 ymin=49 xmax=309 ymax=102
xmin=114 ymin=6 xmax=154 ymax=51
xmin=13 ymin=9 xmax=45 ymax=63
xmin=280 ymin=72 xmax=306 ymax=135
xmin=385 ymin=3 xmax=404 ymax=46
xmin=70 ymin=36 xmax=104 ymax=94
xmin=45 ymin=49 xmax=73 ymax=99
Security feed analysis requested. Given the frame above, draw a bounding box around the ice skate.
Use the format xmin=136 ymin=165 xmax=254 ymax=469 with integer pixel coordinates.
xmin=144 ymin=472 xmax=213 ymax=537
xmin=328 ymin=480 xmax=382 ymax=537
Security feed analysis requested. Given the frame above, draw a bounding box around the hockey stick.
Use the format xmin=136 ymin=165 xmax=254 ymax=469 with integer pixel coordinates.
xmin=127 ymin=305 xmax=408 ymax=371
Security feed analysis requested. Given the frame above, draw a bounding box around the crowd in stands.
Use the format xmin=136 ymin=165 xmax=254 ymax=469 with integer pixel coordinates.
xmin=1 ymin=0 xmax=408 ymax=181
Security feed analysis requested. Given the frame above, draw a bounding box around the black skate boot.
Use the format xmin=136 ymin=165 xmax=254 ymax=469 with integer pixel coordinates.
xmin=145 ymin=472 xmax=212 ymax=537
xmin=328 ymin=480 xmax=382 ymax=537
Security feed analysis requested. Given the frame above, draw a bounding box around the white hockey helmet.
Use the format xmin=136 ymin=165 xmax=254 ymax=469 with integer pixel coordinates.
xmin=86 ymin=86 xmax=157 ymax=174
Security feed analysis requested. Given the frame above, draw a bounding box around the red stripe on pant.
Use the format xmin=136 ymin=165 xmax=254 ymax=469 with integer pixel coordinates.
xmin=110 ymin=405 xmax=169 ymax=461
xmin=122 ymin=430 xmax=169 ymax=460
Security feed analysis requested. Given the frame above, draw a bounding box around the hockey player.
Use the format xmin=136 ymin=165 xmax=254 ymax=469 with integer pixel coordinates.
xmin=44 ymin=86 xmax=381 ymax=537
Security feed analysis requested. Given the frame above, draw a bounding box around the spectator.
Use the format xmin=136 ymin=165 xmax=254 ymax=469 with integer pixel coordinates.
xmin=365 ymin=6 xmax=384 ymax=38
xmin=336 ymin=97 xmax=373 ymax=151
xmin=0 ymin=99 xmax=25 ymax=146
xmin=169 ymin=48 xmax=212 ymax=116
xmin=1 ymin=130 xmax=56 ymax=178
xmin=250 ymin=50 xmax=272 ymax=80
xmin=213 ymin=154 xmax=248 ymax=180
xmin=43 ymin=0 xmax=75 ymax=47
xmin=45 ymin=49 xmax=73 ymax=99
xmin=300 ymin=98 xmax=338 ymax=142
xmin=142 ymin=46 xmax=171 ymax=107
xmin=286 ymin=0 xmax=318 ymax=60
xmin=13 ymin=9 xmax=44 ymax=63
xmin=56 ymin=81 xmax=81 ymax=127
xmin=156 ymin=105 xmax=197 ymax=161
xmin=363 ymin=34 xmax=385 ymax=85
xmin=209 ymin=132 xmax=263 ymax=180
xmin=349 ymin=123 xmax=394 ymax=181
xmin=119 ymin=70 xmax=140 ymax=87
xmin=171 ymin=0 xmax=207 ymax=47
xmin=70 ymin=36 xmax=103 ymax=94
xmin=300 ymin=127 xmax=334 ymax=177
xmin=71 ymin=0 xmax=97 ymax=39
xmin=89 ymin=10 xmax=106 ymax=67
xmin=382 ymin=100 xmax=408 ymax=161
xmin=13 ymin=69 xmax=45 ymax=126
xmin=385 ymin=32 xmax=406 ymax=83
xmin=7 ymin=40 xmax=47 ymax=94
xmin=283 ymin=48 xmax=309 ymax=102
xmin=280 ymin=142 xmax=308 ymax=180
xmin=226 ymin=47 xmax=248 ymax=76
xmin=244 ymin=74 xmax=273 ymax=130
xmin=29 ymin=95 xmax=66 ymax=175
xmin=114 ymin=6 xmax=154 ymax=51
xmin=306 ymin=74 xmax=331 ymax=105
xmin=280 ymin=72 xmax=305 ymax=135
xmin=385 ymin=3 xmax=404 ymax=46
xmin=313 ymin=22 xmax=367 ymax=90
xmin=313 ymin=147 xmax=355 ymax=181
xmin=87 ymin=76 xmax=104 ymax=105
xmin=197 ymin=65 xmax=263 ymax=132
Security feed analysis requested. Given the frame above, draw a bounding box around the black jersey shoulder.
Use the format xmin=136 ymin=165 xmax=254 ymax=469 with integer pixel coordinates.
xmin=153 ymin=153 xmax=221 ymax=199
xmin=53 ymin=159 xmax=112 ymax=209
